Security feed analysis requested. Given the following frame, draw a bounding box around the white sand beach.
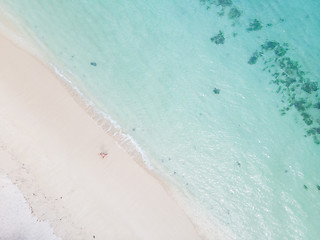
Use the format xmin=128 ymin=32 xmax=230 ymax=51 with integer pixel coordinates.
xmin=0 ymin=30 xmax=203 ymax=240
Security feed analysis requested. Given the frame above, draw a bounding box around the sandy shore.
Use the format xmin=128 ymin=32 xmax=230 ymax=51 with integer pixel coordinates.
xmin=0 ymin=30 xmax=203 ymax=239
xmin=0 ymin=174 xmax=61 ymax=240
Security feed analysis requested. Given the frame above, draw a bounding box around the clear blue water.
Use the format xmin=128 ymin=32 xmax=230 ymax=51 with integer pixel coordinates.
xmin=1 ymin=0 xmax=319 ymax=239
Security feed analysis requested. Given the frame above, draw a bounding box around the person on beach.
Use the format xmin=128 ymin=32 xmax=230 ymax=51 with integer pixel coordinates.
xmin=99 ymin=152 xmax=108 ymax=158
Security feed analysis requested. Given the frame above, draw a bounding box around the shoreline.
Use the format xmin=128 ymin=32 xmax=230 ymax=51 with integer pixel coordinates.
xmin=0 ymin=3 xmax=153 ymax=170
xmin=0 ymin=25 xmax=204 ymax=240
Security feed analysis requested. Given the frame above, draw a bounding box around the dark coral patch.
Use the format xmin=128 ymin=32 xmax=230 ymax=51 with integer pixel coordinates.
xmin=228 ymin=7 xmax=241 ymax=19
xmin=217 ymin=0 xmax=233 ymax=7
xmin=313 ymin=102 xmax=320 ymax=109
xmin=283 ymin=77 xmax=296 ymax=87
xmin=261 ymin=41 xmax=279 ymax=51
xmin=307 ymin=127 xmax=320 ymax=136
xmin=247 ymin=19 xmax=263 ymax=31
xmin=301 ymin=112 xmax=313 ymax=126
xmin=301 ymin=81 xmax=318 ymax=94
xmin=292 ymin=99 xmax=307 ymax=112
xmin=248 ymin=51 xmax=262 ymax=65
xmin=313 ymin=136 xmax=320 ymax=144
xmin=274 ymin=45 xmax=288 ymax=57
xmin=213 ymin=88 xmax=221 ymax=94
xmin=211 ymin=31 xmax=225 ymax=45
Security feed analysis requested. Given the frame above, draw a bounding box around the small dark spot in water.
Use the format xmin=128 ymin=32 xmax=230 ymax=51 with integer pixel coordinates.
xmin=90 ymin=62 xmax=97 ymax=66
xmin=313 ymin=136 xmax=320 ymax=145
xmin=313 ymin=102 xmax=320 ymax=109
xmin=292 ymin=99 xmax=306 ymax=112
xmin=304 ymin=185 xmax=308 ymax=190
xmin=317 ymin=185 xmax=320 ymax=191
xmin=274 ymin=45 xmax=287 ymax=57
xmin=248 ymin=51 xmax=262 ymax=65
xmin=301 ymin=112 xmax=313 ymax=126
xmin=174 ymin=171 xmax=176 ymax=174
xmin=132 ymin=128 xmax=135 ymax=131
xmin=284 ymin=169 xmax=288 ymax=173
xmin=168 ymin=158 xmax=171 ymax=160
xmin=301 ymin=81 xmax=318 ymax=93
xmin=266 ymin=23 xmax=273 ymax=27
xmin=307 ymin=127 xmax=320 ymax=136
xmin=280 ymin=18 xmax=285 ymax=22
xmin=236 ymin=161 xmax=241 ymax=167
xmin=217 ymin=0 xmax=233 ymax=7
xmin=247 ymin=19 xmax=263 ymax=31
xmin=261 ymin=41 xmax=279 ymax=51
xmin=213 ymin=88 xmax=220 ymax=94
xmin=228 ymin=7 xmax=241 ymax=19
xmin=217 ymin=9 xmax=225 ymax=17
xmin=211 ymin=31 xmax=225 ymax=45
xmin=232 ymin=32 xmax=238 ymax=37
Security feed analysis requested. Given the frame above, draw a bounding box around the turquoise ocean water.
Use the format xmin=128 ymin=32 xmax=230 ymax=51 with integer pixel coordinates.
xmin=0 ymin=0 xmax=319 ymax=239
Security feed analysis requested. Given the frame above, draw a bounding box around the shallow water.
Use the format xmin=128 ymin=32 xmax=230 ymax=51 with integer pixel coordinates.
xmin=1 ymin=0 xmax=319 ymax=239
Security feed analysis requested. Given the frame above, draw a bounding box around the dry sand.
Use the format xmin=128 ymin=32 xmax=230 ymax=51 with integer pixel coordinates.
xmin=0 ymin=30 xmax=203 ymax=239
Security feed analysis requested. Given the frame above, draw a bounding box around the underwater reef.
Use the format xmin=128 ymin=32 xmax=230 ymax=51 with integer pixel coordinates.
xmin=200 ymin=0 xmax=320 ymax=145
xmin=246 ymin=19 xmax=263 ymax=32
xmin=247 ymin=40 xmax=320 ymax=144
xmin=211 ymin=31 xmax=225 ymax=44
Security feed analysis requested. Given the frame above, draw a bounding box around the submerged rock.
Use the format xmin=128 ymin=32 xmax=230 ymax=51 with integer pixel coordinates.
xmin=213 ymin=88 xmax=221 ymax=94
xmin=90 ymin=62 xmax=97 ymax=66
xmin=247 ymin=19 xmax=263 ymax=31
xmin=304 ymin=185 xmax=308 ymax=190
xmin=313 ymin=102 xmax=320 ymax=109
xmin=228 ymin=7 xmax=241 ymax=19
xmin=274 ymin=45 xmax=288 ymax=57
xmin=307 ymin=127 xmax=320 ymax=136
xmin=211 ymin=31 xmax=225 ymax=45
xmin=217 ymin=9 xmax=225 ymax=16
xmin=292 ymin=99 xmax=306 ymax=111
xmin=301 ymin=112 xmax=313 ymax=125
xmin=317 ymin=185 xmax=320 ymax=191
xmin=283 ymin=77 xmax=296 ymax=87
xmin=313 ymin=136 xmax=320 ymax=144
xmin=217 ymin=0 xmax=233 ymax=7
xmin=261 ymin=41 xmax=279 ymax=51
xmin=284 ymin=60 xmax=299 ymax=75
xmin=248 ymin=51 xmax=261 ymax=65
xmin=302 ymin=81 xmax=318 ymax=94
